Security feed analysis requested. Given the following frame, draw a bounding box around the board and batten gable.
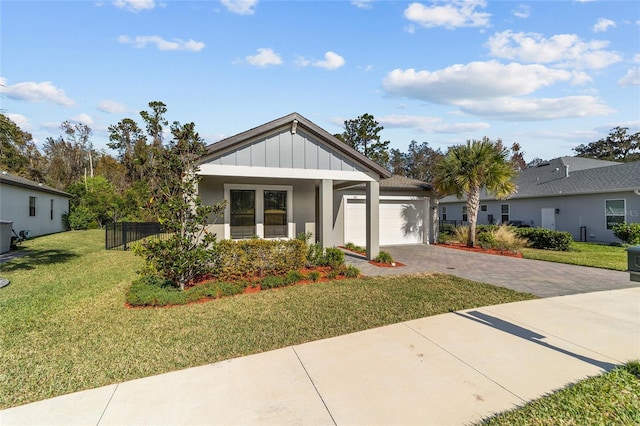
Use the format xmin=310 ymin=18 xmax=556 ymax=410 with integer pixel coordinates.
xmin=202 ymin=128 xmax=369 ymax=175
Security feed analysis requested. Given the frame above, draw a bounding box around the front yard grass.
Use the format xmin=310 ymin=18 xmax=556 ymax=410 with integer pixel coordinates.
xmin=481 ymin=361 xmax=640 ymax=425
xmin=522 ymin=242 xmax=628 ymax=271
xmin=0 ymin=230 xmax=536 ymax=409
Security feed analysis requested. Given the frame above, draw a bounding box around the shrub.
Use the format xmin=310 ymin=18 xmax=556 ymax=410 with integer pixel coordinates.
xmin=612 ymin=222 xmax=640 ymax=245
xmin=284 ymin=270 xmax=305 ymax=285
xmin=306 ymin=242 xmax=325 ymax=268
xmin=64 ymin=205 xmax=96 ymax=230
xmin=126 ymin=276 xmax=244 ymax=307
xmin=515 ymin=227 xmax=573 ymax=251
xmin=478 ymin=225 xmax=528 ymax=252
xmin=324 ymin=247 xmax=345 ymax=269
xmin=342 ymin=265 xmax=361 ymax=278
xmin=307 ymin=271 xmax=321 ymax=282
xmin=345 ymin=242 xmax=366 ymax=254
xmin=260 ymin=275 xmax=285 ymax=290
xmin=214 ymin=239 xmax=306 ymax=280
xmin=374 ymin=251 xmax=394 ymax=263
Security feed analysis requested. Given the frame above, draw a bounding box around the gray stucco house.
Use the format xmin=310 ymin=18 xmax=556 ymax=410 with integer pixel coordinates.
xmin=0 ymin=171 xmax=71 ymax=252
xmin=439 ymin=157 xmax=640 ymax=244
xmin=197 ymin=113 xmax=438 ymax=259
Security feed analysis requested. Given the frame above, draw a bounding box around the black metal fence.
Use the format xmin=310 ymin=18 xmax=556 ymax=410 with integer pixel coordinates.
xmin=105 ymin=222 xmax=167 ymax=250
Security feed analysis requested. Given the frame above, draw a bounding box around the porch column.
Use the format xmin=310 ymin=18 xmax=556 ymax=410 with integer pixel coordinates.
xmin=365 ymin=180 xmax=380 ymax=260
xmin=319 ymin=179 xmax=333 ymax=248
xmin=430 ymin=196 xmax=439 ymax=244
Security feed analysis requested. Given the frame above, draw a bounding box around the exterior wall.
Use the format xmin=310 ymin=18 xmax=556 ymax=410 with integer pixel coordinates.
xmin=0 ymin=183 xmax=70 ymax=238
xmin=440 ymin=191 xmax=640 ymax=243
xmin=198 ymin=175 xmax=316 ymax=242
xmin=205 ymin=128 xmax=367 ymax=173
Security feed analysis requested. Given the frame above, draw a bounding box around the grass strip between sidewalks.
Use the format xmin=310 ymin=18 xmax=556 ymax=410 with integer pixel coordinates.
xmin=0 ymin=230 xmax=537 ymax=409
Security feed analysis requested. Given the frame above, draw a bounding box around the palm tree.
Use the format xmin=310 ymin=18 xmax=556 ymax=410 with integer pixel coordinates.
xmin=434 ymin=138 xmax=517 ymax=247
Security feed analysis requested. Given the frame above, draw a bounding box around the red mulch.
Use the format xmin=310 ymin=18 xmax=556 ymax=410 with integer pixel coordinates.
xmin=437 ymin=243 xmax=523 ymax=258
xmin=368 ymin=260 xmax=406 ymax=268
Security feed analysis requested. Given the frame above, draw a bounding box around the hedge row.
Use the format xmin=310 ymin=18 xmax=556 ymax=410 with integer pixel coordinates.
xmin=213 ymin=239 xmax=306 ymax=280
xmin=513 ymin=227 xmax=573 ymax=251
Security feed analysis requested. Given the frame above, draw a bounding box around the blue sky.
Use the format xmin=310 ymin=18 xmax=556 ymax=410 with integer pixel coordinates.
xmin=2 ymin=0 xmax=639 ymax=162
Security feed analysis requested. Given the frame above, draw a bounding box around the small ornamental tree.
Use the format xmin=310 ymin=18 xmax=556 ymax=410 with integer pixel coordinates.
xmin=138 ymin=121 xmax=225 ymax=290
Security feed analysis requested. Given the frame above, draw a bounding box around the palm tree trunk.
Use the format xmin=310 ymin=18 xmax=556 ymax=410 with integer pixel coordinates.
xmin=466 ymin=187 xmax=480 ymax=247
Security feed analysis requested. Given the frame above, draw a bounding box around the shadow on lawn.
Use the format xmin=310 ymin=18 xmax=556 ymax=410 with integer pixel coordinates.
xmin=0 ymin=248 xmax=80 ymax=272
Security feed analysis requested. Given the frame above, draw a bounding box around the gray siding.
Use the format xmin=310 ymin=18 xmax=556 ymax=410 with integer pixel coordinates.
xmin=441 ymin=191 xmax=640 ymax=243
xmin=203 ymin=129 xmax=367 ymax=173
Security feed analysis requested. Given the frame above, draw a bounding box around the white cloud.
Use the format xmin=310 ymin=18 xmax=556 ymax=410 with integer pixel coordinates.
xmin=71 ymin=113 xmax=94 ymax=126
xmin=593 ymin=18 xmax=616 ymax=32
xmin=351 ymin=0 xmax=374 ymax=9
xmin=313 ymin=51 xmax=345 ymax=70
xmin=486 ymin=30 xmax=622 ymax=69
xmin=113 ymin=0 xmax=155 ymax=12
xmin=118 ymin=35 xmax=205 ymax=51
xmin=294 ymin=56 xmax=311 ymax=67
xmin=98 ymin=100 xmax=127 ymax=114
xmin=512 ymin=4 xmax=530 ymax=19
xmin=378 ymin=114 xmax=489 ymax=134
xmin=382 ymin=61 xmax=584 ymax=104
xmin=221 ymin=0 xmax=258 ymax=15
xmin=618 ymin=68 xmax=640 ymax=86
xmin=404 ymin=0 xmax=490 ymax=30
xmin=456 ymin=96 xmax=614 ymax=120
xmin=245 ymin=48 xmax=282 ymax=67
xmin=6 ymin=113 xmax=31 ymax=132
xmin=0 ymin=78 xmax=75 ymax=106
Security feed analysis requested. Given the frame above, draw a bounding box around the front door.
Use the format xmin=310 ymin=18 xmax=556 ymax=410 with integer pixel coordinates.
xmin=541 ymin=208 xmax=555 ymax=230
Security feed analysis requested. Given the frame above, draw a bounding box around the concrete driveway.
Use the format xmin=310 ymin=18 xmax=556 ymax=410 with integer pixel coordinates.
xmin=348 ymin=244 xmax=637 ymax=297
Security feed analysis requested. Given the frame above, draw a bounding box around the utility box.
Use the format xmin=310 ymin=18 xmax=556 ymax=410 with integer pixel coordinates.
xmin=627 ymin=245 xmax=640 ymax=282
xmin=0 ymin=220 xmax=13 ymax=254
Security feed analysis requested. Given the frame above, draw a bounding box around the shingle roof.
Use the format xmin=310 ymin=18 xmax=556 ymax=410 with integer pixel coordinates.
xmin=380 ymin=175 xmax=433 ymax=191
xmin=440 ymin=157 xmax=640 ymax=202
xmin=201 ymin=112 xmax=392 ymax=179
xmin=0 ymin=171 xmax=71 ymax=197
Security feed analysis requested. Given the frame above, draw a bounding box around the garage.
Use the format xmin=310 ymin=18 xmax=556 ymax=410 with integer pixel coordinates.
xmin=344 ymin=197 xmax=427 ymax=246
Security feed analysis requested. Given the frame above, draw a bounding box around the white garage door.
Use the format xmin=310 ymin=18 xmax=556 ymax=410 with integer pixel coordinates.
xmin=345 ymin=198 xmax=425 ymax=246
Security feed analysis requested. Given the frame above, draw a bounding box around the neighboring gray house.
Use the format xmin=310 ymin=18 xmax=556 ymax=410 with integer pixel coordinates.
xmin=439 ymin=157 xmax=640 ymax=243
xmin=0 ymin=171 xmax=71 ymax=251
xmin=197 ymin=112 xmax=438 ymax=259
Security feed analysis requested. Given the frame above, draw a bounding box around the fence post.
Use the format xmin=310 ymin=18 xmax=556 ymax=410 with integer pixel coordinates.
xmin=122 ymin=222 xmax=128 ymax=251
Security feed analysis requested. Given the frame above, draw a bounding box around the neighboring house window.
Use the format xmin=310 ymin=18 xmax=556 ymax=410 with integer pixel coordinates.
xmin=50 ymin=199 xmax=54 ymax=220
xmin=480 ymin=204 xmax=487 ymax=212
xmin=605 ymin=199 xmax=625 ymax=230
xmin=264 ymin=190 xmax=287 ymax=238
xmin=230 ymin=190 xmax=256 ymax=239
xmin=441 ymin=206 xmax=447 ymax=221
xmin=501 ymin=204 xmax=509 ymax=223
xmin=29 ymin=196 xmax=36 ymax=216
xmin=462 ymin=206 xmax=468 ymax=222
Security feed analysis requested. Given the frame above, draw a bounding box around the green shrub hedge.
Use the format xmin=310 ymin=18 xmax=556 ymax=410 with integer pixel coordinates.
xmin=126 ymin=276 xmax=244 ymax=307
xmin=514 ymin=227 xmax=573 ymax=251
xmin=612 ymin=222 xmax=640 ymax=245
xmin=214 ymin=239 xmax=306 ymax=280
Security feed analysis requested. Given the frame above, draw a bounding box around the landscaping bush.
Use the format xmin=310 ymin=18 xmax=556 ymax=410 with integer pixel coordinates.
xmin=126 ymin=276 xmax=244 ymax=307
xmin=612 ymin=222 xmax=640 ymax=245
xmin=477 ymin=226 xmax=528 ymax=252
xmin=308 ymin=271 xmax=321 ymax=282
xmin=214 ymin=239 xmax=306 ymax=280
xmin=515 ymin=227 xmax=573 ymax=251
xmin=64 ymin=206 xmax=96 ymax=230
xmin=374 ymin=251 xmax=394 ymax=263
xmin=345 ymin=242 xmax=366 ymax=254
xmin=324 ymin=247 xmax=345 ymax=269
xmin=260 ymin=275 xmax=285 ymax=290
xmin=284 ymin=270 xmax=305 ymax=285
xmin=342 ymin=265 xmax=361 ymax=278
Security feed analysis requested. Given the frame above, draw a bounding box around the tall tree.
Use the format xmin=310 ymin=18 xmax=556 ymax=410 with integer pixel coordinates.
xmin=574 ymin=126 xmax=640 ymax=162
xmin=107 ymin=118 xmax=149 ymax=183
xmin=140 ymin=101 xmax=168 ymax=167
xmin=404 ymin=140 xmax=444 ymax=182
xmin=335 ymin=113 xmax=390 ymax=167
xmin=0 ymin=114 xmax=46 ymax=181
xmin=434 ymin=138 xmax=517 ymax=247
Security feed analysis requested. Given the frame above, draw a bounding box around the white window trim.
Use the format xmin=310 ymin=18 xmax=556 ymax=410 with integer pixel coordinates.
xmin=223 ymin=184 xmax=293 ymax=240
xmin=605 ymin=198 xmax=626 ymax=230
xmin=501 ymin=203 xmax=510 ymax=224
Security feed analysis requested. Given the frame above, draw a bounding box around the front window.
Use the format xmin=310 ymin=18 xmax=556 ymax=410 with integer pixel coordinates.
xmin=462 ymin=206 xmax=468 ymax=222
xmin=441 ymin=206 xmax=447 ymax=221
xmin=264 ymin=190 xmax=287 ymax=238
xmin=605 ymin=199 xmax=625 ymax=230
xmin=230 ymin=190 xmax=255 ymax=239
xmin=29 ymin=197 xmax=36 ymax=217
xmin=501 ymin=204 xmax=510 ymax=223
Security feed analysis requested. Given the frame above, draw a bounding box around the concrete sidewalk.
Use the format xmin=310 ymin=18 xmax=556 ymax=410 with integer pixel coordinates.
xmin=2 ymin=287 xmax=639 ymax=425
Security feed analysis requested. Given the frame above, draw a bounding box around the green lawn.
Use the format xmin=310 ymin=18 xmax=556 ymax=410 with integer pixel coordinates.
xmin=522 ymin=242 xmax=628 ymax=271
xmin=0 ymin=230 xmax=536 ymax=409
xmin=481 ymin=361 xmax=640 ymax=425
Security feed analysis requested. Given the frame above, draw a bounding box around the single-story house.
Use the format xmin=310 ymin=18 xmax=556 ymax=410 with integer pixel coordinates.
xmin=0 ymin=171 xmax=71 ymax=252
xmin=439 ymin=157 xmax=640 ymax=243
xmin=197 ymin=112 xmax=438 ymax=259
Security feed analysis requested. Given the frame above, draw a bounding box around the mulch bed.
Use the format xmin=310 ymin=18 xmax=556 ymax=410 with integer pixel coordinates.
xmin=437 ymin=243 xmax=523 ymax=258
